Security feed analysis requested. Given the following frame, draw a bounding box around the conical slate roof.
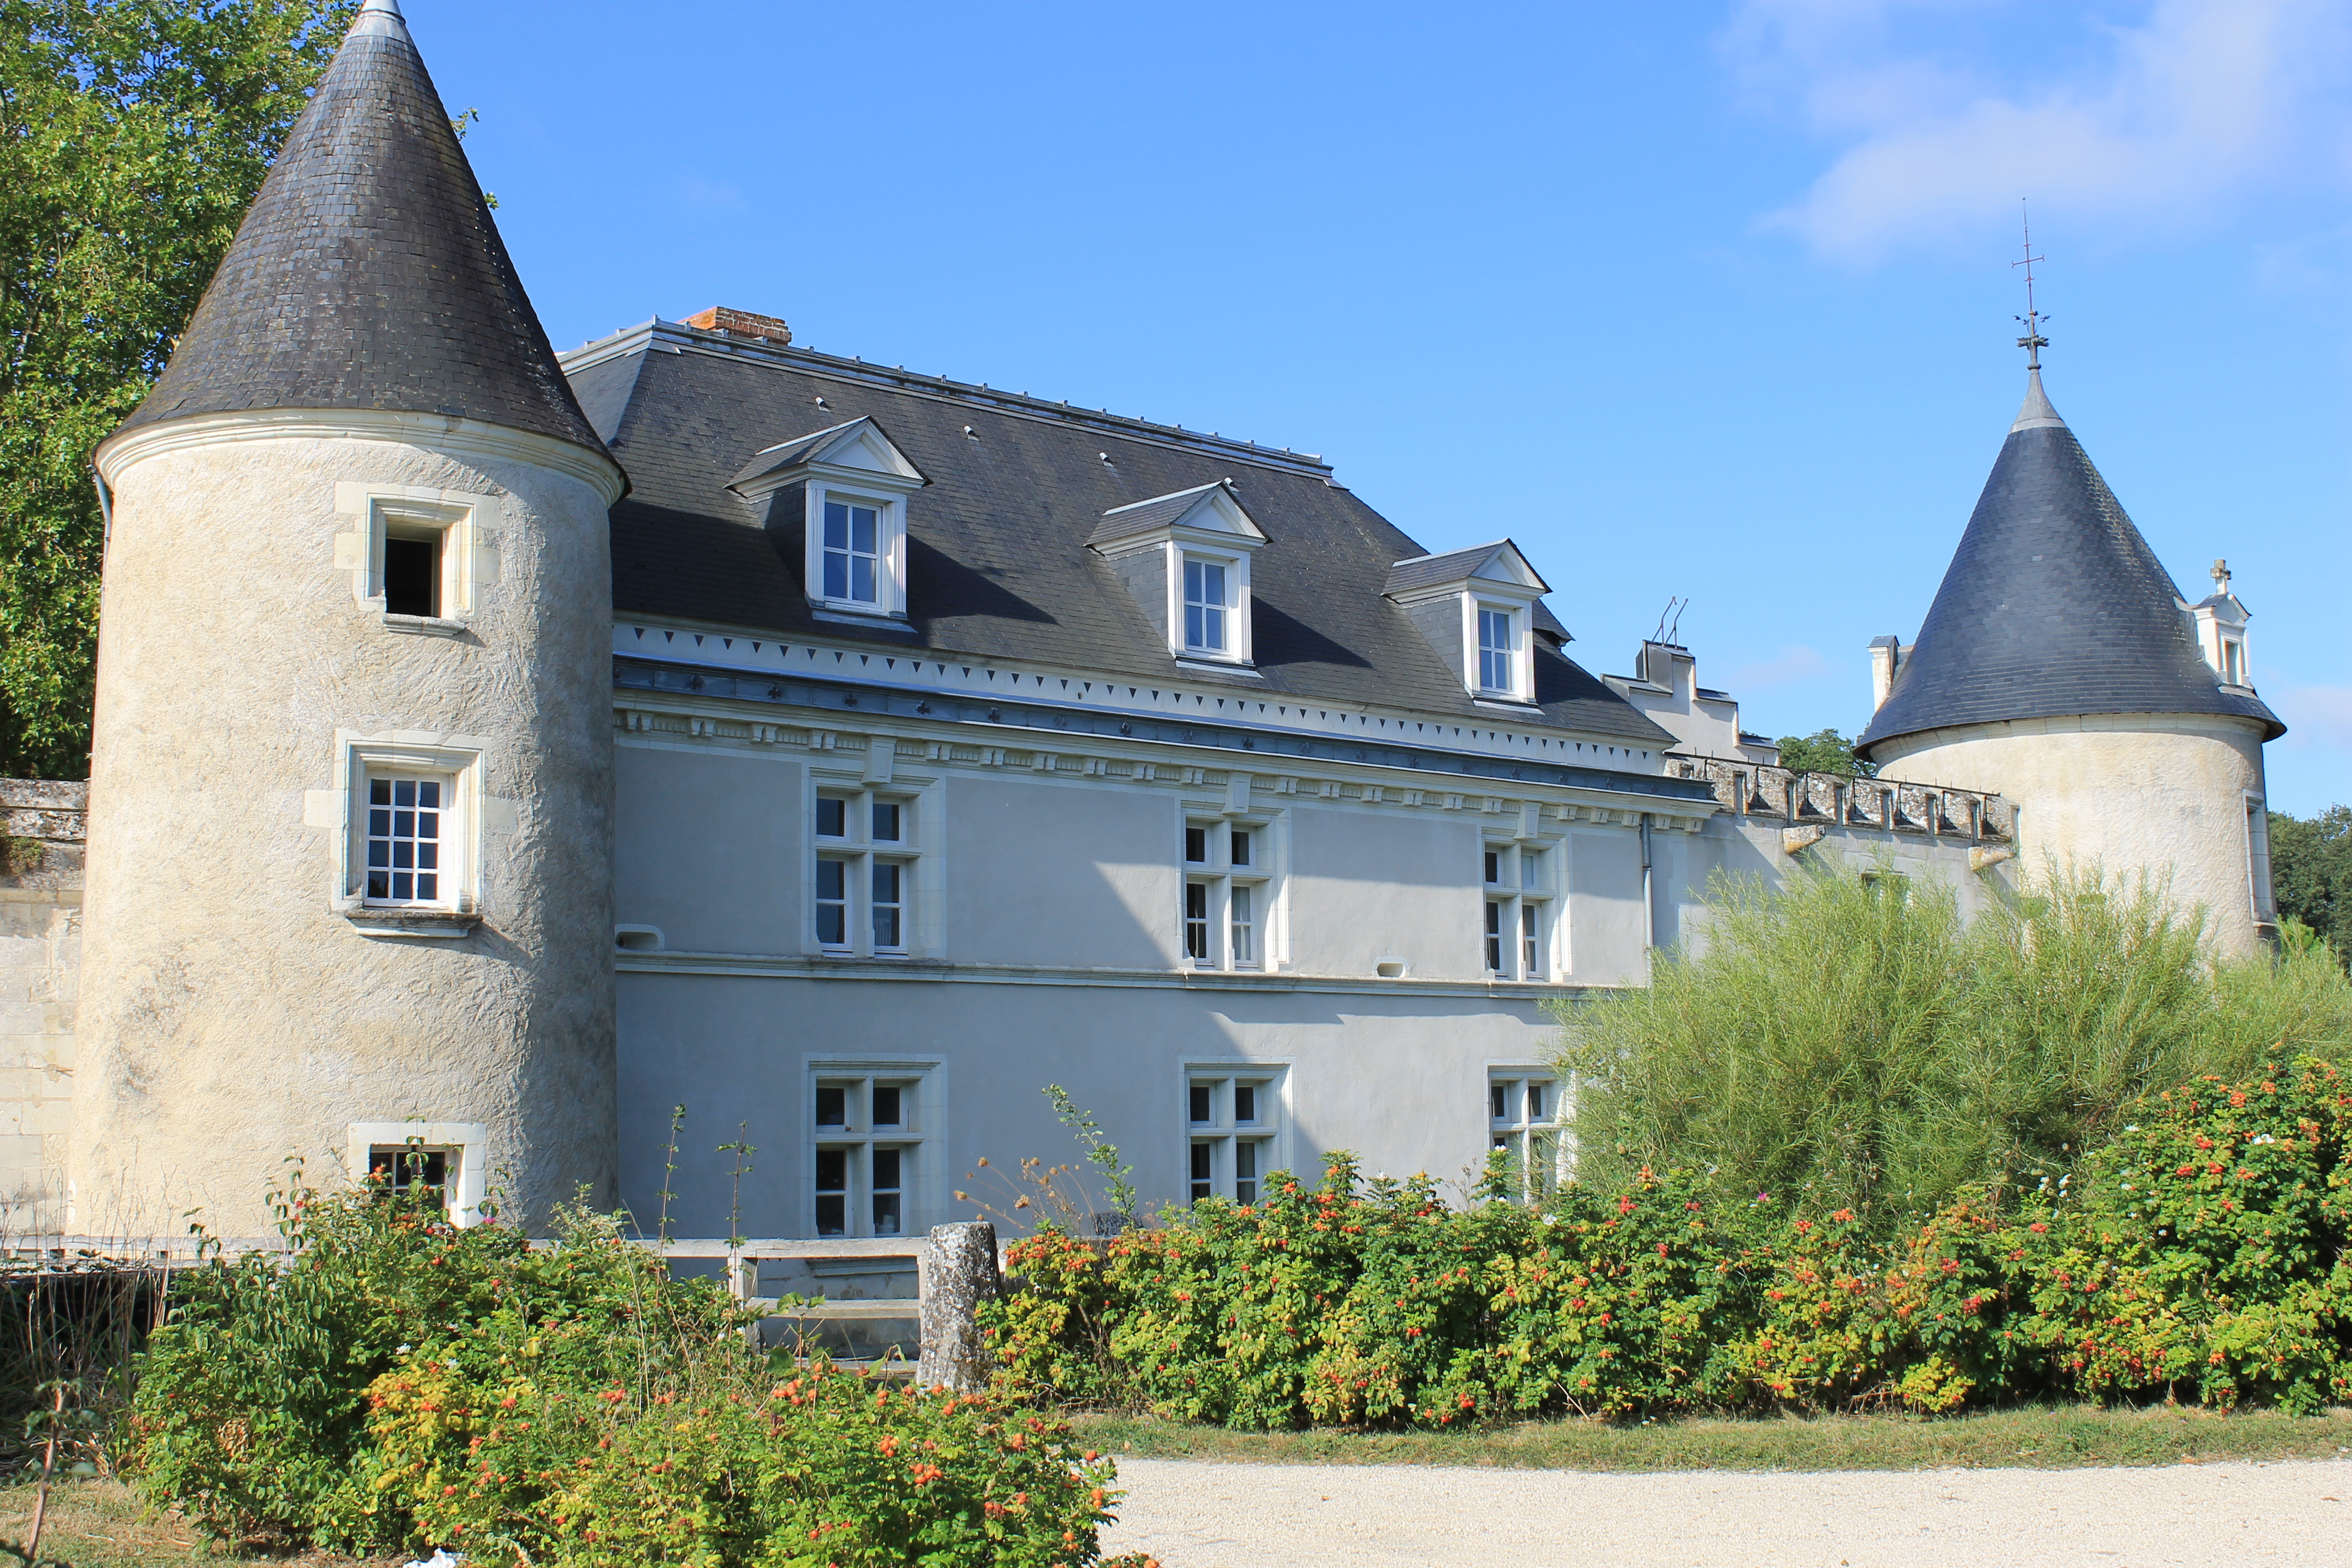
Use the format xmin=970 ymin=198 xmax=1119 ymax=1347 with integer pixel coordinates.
xmin=1856 ymin=371 xmax=2281 ymax=759
xmin=115 ymin=0 xmax=609 ymax=460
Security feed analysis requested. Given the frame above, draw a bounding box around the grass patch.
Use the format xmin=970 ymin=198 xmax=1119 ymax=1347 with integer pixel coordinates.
xmin=1072 ymin=1404 xmax=2352 ymax=1473
xmin=0 ymin=1477 xmax=386 ymax=1568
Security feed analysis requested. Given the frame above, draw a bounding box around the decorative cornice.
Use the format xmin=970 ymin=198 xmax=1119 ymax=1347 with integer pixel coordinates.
xmin=96 ymin=407 xmax=628 ymax=504
xmin=616 ymin=946 xmax=1602 ymax=1000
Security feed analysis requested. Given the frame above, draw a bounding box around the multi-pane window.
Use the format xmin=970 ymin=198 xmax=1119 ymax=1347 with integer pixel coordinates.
xmin=814 ymin=787 xmax=918 ymax=955
xmin=1478 ymin=606 xmax=1518 ymax=695
xmin=1490 ymin=1072 xmax=1565 ymax=1201
xmin=366 ymin=776 xmax=446 ymax=903
xmin=1482 ymin=840 xmax=1557 ymax=979
xmin=812 ymin=1070 xmax=926 ymax=1237
xmin=821 ymin=498 xmax=881 ymax=605
xmin=1183 ymin=558 xmax=1228 ymax=652
xmin=1188 ymin=1070 xmax=1280 ymax=1205
xmin=1182 ymin=819 xmax=1272 ymax=970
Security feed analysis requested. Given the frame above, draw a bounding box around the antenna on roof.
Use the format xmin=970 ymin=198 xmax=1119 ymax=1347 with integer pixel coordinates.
xmin=1668 ymin=598 xmax=1687 ymax=645
xmin=1651 ymin=596 xmax=1685 ymax=645
xmin=2013 ymin=200 xmax=2050 ymax=370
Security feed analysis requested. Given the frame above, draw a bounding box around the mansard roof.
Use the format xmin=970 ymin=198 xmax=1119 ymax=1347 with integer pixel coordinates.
xmin=568 ymin=319 xmax=1671 ymax=747
xmin=1857 ymin=369 xmax=2282 ymax=758
xmin=116 ymin=0 xmax=609 ymax=461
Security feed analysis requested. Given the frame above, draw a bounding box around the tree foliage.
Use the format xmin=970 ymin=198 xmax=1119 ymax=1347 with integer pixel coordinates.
xmin=1554 ymin=862 xmax=2352 ymax=1235
xmin=0 ymin=0 xmax=351 ymax=777
xmin=2270 ymin=805 xmax=2352 ymax=961
xmin=1773 ymin=727 xmax=1877 ymax=778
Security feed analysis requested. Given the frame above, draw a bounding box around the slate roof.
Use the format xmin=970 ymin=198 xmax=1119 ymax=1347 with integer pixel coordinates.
xmin=115 ymin=0 xmax=609 ymax=462
xmin=1857 ymin=371 xmax=2282 ymax=758
xmin=572 ymin=323 xmax=1672 ymax=747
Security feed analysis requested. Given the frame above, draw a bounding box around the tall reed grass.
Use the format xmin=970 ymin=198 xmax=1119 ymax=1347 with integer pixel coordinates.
xmin=1554 ymin=861 xmax=2352 ymax=1234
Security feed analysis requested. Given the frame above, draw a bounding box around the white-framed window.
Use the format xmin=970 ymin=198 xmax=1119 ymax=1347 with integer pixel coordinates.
xmin=809 ymin=1063 xmax=934 ymax=1237
xmin=804 ymin=483 xmax=910 ymax=617
xmin=346 ymin=1120 xmax=488 ymax=1226
xmin=324 ymin=734 xmax=489 ymax=924
xmin=1184 ymin=557 xmax=1231 ymax=654
xmin=1482 ymin=837 xmax=1557 ymax=979
xmin=820 ymin=495 xmax=884 ymax=607
xmin=1487 ymin=1072 xmax=1565 ymax=1201
xmin=1477 ymin=605 xmax=1520 ymax=696
xmin=813 ymin=785 xmax=922 ymax=956
xmin=1186 ymin=1066 xmax=1285 ymax=1205
xmin=2222 ymin=636 xmax=2247 ymax=686
xmin=1183 ymin=818 xmax=1273 ymax=971
xmin=364 ymin=773 xmax=450 ymax=905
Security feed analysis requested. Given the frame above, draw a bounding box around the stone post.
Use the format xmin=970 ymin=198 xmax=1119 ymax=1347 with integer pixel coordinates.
xmin=917 ymin=1221 xmax=1001 ymax=1391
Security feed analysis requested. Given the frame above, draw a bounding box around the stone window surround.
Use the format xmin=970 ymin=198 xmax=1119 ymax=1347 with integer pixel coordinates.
xmin=347 ymin=1120 xmax=489 ymax=1227
xmin=1485 ymin=1065 xmax=1565 ymax=1201
xmin=807 ymin=1054 xmax=943 ymax=1240
xmin=1482 ymin=811 xmax=1562 ymax=981
xmin=307 ymin=729 xmax=519 ymax=938
xmin=332 ymin=481 xmax=502 ymax=637
xmin=1183 ymin=1059 xmax=1291 ymax=1205
xmin=808 ymin=762 xmax=938 ymax=960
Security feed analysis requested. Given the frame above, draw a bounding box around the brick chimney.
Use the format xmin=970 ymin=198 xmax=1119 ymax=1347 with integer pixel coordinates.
xmin=682 ymin=306 xmax=792 ymax=346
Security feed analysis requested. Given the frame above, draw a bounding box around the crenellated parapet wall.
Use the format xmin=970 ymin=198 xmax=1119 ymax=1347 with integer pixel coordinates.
xmin=0 ymin=780 xmax=85 ymax=1229
xmin=1665 ymin=756 xmax=2013 ymax=841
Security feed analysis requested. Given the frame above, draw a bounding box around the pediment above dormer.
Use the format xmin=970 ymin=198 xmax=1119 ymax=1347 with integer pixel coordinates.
xmin=727 ymin=416 xmax=928 ymax=501
xmin=1382 ymin=539 xmax=1548 ymax=603
xmin=1087 ymin=480 xmax=1268 ymax=554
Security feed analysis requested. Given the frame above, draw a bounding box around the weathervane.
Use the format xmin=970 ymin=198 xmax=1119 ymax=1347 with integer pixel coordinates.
xmin=2013 ymin=200 xmax=2049 ymax=370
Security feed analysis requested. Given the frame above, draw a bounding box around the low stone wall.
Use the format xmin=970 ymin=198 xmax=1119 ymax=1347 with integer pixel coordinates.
xmin=0 ymin=781 xmax=85 ymax=1231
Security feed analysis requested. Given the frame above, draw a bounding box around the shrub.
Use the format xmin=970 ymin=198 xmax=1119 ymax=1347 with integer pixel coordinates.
xmin=122 ymin=1174 xmax=1140 ymax=1565
xmin=983 ymin=1058 xmax=2351 ymax=1425
xmin=1559 ymin=862 xmax=2352 ymax=1234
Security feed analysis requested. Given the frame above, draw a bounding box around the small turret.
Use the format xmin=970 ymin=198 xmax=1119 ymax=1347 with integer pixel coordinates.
xmin=77 ymin=0 xmax=627 ymax=1231
xmin=1856 ymin=364 xmax=2283 ymax=954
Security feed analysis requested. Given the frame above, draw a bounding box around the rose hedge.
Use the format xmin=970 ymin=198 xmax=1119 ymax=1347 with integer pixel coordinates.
xmin=982 ymin=1057 xmax=2351 ymax=1427
xmin=123 ymin=1190 xmax=1151 ymax=1566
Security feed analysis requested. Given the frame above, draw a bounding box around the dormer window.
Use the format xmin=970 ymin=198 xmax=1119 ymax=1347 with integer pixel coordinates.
xmin=1384 ymin=540 xmax=1550 ymax=703
xmin=2221 ymin=636 xmax=2245 ymax=687
xmin=1184 ymin=558 xmax=1231 ymax=652
xmin=1089 ymin=481 xmax=1268 ymax=666
xmin=823 ymin=497 xmax=883 ymax=606
xmin=1477 ymin=606 xmax=1520 ymax=695
xmin=2186 ymin=563 xmax=2253 ymax=691
xmin=726 ymin=416 xmax=929 ymax=620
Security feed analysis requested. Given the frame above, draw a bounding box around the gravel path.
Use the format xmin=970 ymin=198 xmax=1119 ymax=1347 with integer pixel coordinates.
xmin=1099 ymin=1456 xmax=2351 ymax=1567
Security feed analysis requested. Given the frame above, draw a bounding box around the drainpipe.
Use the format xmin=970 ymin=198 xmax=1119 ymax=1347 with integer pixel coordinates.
xmin=1639 ymin=811 xmax=1657 ymax=965
xmin=91 ymin=465 xmax=115 ymax=550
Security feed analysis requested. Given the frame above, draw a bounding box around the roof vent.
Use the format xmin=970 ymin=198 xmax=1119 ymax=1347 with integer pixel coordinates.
xmin=683 ymin=307 xmax=792 ymax=346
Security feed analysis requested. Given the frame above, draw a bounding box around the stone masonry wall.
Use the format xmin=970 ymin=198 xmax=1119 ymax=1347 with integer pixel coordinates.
xmin=0 ymin=779 xmax=83 ymax=1231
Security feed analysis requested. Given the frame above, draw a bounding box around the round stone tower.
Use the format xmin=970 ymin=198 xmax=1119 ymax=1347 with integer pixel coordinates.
xmin=76 ymin=0 xmax=625 ymax=1233
xmin=1855 ymin=364 xmax=2283 ymax=957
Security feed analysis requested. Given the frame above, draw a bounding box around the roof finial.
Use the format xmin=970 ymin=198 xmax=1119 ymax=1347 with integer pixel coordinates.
xmin=2212 ymin=558 xmax=2231 ymax=594
xmin=2012 ymin=200 xmax=2049 ymax=371
xmin=352 ymin=0 xmax=408 ymax=39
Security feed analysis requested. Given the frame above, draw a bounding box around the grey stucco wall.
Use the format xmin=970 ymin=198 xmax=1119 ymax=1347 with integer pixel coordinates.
xmin=0 ymin=781 xmax=85 ymax=1229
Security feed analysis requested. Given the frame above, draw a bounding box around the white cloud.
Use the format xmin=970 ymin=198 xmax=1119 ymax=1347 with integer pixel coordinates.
xmin=1726 ymin=643 xmax=1832 ymax=690
xmin=1729 ymin=0 xmax=2352 ymax=262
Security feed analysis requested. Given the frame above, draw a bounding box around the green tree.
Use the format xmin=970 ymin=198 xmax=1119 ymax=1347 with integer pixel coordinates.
xmin=1774 ymin=727 xmax=1877 ymax=777
xmin=1 ymin=0 xmax=352 ymax=778
xmin=2269 ymin=805 xmax=2352 ymax=959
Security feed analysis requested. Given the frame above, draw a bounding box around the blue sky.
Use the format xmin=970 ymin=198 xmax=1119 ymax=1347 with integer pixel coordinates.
xmin=412 ymin=1 xmax=2351 ymax=814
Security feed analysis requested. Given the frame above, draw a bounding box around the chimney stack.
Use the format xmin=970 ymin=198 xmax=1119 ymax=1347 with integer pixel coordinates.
xmin=1869 ymin=635 xmax=1904 ymax=712
xmin=683 ymin=306 xmax=792 ymax=346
